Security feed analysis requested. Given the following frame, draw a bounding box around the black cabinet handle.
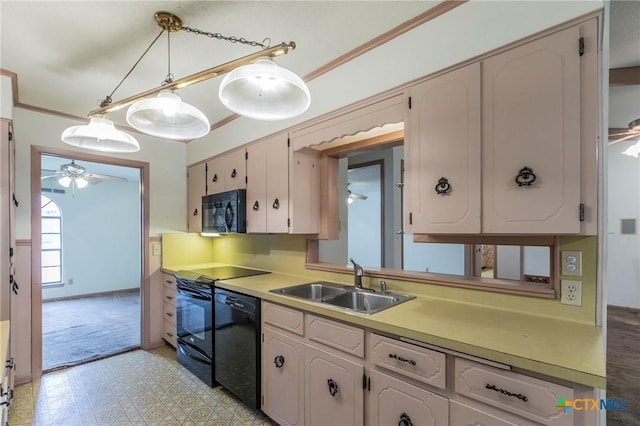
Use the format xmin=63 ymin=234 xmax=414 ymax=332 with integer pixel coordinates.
xmin=388 ymin=353 xmax=416 ymax=366
xmin=399 ymin=413 xmax=413 ymax=426
xmin=165 ymin=312 xmax=173 ymax=317
xmin=274 ymin=355 xmax=285 ymax=368
xmin=485 ymin=383 xmax=528 ymax=402
xmin=231 ymin=168 xmax=237 ymax=178
xmin=327 ymin=379 xmax=338 ymax=397
xmin=515 ymin=166 xmax=536 ymax=187
xmin=253 ymin=201 xmax=260 ymax=211
xmin=272 ymin=198 xmax=280 ymax=209
xmin=193 ymin=208 xmax=198 ymax=216
xmin=165 ymin=295 xmax=173 ymax=300
xmin=212 ymin=174 xmax=218 ymax=182
xmin=435 ymin=177 xmax=451 ymax=195
xmin=166 ymin=332 xmax=174 ymax=338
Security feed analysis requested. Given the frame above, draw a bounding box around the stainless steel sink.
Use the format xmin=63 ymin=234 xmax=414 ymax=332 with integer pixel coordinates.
xmin=270 ymin=282 xmax=414 ymax=314
xmin=321 ymin=290 xmax=415 ymax=314
xmin=270 ymin=282 xmax=351 ymax=300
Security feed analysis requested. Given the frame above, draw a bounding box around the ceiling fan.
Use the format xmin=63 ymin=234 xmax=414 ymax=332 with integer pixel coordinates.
xmin=609 ymin=118 xmax=640 ymax=145
xmin=41 ymin=160 xmax=128 ymax=193
xmin=347 ymin=183 xmax=367 ymax=203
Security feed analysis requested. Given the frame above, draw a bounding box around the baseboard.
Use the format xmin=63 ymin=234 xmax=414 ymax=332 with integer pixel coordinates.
xmin=43 ymin=287 xmax=140 ymax=302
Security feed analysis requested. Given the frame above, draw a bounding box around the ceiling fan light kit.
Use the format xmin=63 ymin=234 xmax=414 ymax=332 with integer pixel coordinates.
xmin=61 ymin=11 xmax=310 ymax=153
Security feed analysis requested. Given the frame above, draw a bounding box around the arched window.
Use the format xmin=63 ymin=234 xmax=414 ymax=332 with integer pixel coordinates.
xmin=41 ymin=194 xmax=62 ymax=285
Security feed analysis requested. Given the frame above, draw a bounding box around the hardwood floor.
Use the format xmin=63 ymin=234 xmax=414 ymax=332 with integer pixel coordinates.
xmin=607 ymin=305 xmax=640 ymax=425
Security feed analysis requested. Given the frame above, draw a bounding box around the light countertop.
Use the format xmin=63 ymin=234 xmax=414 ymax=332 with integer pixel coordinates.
xmin=164 ymin=265 xmax=605 ymax=388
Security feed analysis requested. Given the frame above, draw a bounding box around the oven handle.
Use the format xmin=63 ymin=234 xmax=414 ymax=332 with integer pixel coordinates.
xmin=177 ymin=340 xmax=211 ymax=364
xmin=177 ymin=286 xmax=211 ymax=301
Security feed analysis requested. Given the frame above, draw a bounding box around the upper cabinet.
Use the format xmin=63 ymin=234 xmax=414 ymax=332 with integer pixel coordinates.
xmin=482 ymin=24 xmax=581 ymax=234
xmin=206 ymin=147 xmax=247 ymax=194
xmin=406 ymin=22 xmax=594 ymax=235
xmin=186 ymin=162 xmax=206 ymax=233
xmin=246 ymin=134 xmax=321 ymax=234
xmin=405 ymin=62 xmax=482 ymax=234
xmin=246 ymin=134 xmax=289 ymax=233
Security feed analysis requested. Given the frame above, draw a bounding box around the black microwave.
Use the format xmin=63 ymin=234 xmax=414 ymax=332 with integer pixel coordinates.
xmin=202 ymin=189 xmax=246 ymax=233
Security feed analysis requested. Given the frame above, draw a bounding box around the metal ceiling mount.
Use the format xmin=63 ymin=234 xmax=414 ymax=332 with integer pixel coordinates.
xmin=154 ymin=11 xmax=182 ymax=32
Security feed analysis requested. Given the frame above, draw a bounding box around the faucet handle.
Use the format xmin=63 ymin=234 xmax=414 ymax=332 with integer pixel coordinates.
xmin=379 ymin=280 xmax=387 ymax=294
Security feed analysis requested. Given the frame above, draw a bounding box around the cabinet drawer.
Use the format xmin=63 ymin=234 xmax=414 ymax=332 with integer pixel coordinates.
xmin=163 ymin=320 xmax=177 ymax=347
xmin=163 ymin=283 xmax=176 ymax=305
xmin=450 ymin=400 xmax=538 ymax=426
xmin=163 ymin=301 xmax=176 ymax=325
xmin=263 ymin=301 xmax=304 ymax=336
xmin=455 ymin=358 xmax=574 ymax=425
xmin=306 ymin=314 xmax=364 ymax=358
xmin=369 ymin=333 xmax=446 ymax=390
xmin=162 ymin=273 xmax=176 ymax=287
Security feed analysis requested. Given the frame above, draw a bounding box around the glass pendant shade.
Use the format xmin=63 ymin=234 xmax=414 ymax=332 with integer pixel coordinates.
xmin=61 ymin=116 xmax=140 ymax=153
xmin=58 ymin=176 xmax=72 ymax=188
xmin=75 ymin=177 xmax=89 ymax=189
xmin=219 ymin=58 xmax=310 ymax=121
xmin=126 ymin=90 xmax=210 ymax=140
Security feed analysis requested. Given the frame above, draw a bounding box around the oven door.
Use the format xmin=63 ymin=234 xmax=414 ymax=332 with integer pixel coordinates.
xmin=176 ymin=281 xmax=213 ymax=359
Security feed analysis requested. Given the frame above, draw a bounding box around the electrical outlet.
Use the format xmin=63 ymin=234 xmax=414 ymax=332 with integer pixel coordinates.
xmin=152 ymin=243 xmax=161 ymax=256
xmin=561 ymin=251 xmax=582 ymax=276
xmin=561 ymin=280 xmax=582 ymax=306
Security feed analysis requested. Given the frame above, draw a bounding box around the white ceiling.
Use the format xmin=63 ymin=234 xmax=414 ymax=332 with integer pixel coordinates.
xmin=1 ymin=1 xmax=638 ymax=141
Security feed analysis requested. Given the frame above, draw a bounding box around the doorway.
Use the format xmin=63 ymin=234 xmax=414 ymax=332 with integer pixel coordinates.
xmin=31 ymin=146 xmax=150 ymax=377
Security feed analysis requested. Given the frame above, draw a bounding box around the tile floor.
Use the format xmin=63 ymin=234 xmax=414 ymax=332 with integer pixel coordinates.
xmin=9 ymin=345 xmax=273 ymax=425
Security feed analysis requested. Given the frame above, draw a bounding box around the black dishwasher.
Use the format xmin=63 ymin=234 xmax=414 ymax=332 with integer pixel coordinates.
xmin=213 ymin=288 xmax=261 ymax=409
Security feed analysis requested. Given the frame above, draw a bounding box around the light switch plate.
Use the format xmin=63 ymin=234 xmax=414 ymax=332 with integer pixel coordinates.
xmin=152 ymin=243 xmax=161 ymax=256
xmin=561 ymin=251 xmax=582 ymax=276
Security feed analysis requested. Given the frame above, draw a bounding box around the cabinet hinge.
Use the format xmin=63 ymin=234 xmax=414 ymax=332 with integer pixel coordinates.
xmin=362 ymin=374 xmax=367 ymax=390
xmin=9 ymin=247 xmax=13 ymax=257
xmin=245 ymin=176 xmax=248 ymax=184
xmin=579 ymin=203 xmax=585 ymax=222
xmin=8 ymin=131 xmax=13 ymax=141
xmin=287 ymin=218 xmax=291 ymax=228
xmin=287 ymin=137 xmax=290 ymax=147
xmin=579 ymin=37 xmax=584 ymax=56
xmin=409 ymin=212 xmax=413 ymax=225
xmin=408 ymin=96 xmax=412 ymax=109
xmin=245 ymin=152 xmax=248 ymax=160
xmin=261 ymin=333 xmax=264 ymax=343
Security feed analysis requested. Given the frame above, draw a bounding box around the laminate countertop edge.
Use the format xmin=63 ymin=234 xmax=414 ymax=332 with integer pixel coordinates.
xmin=163 ymin=265 xmax=606 ymax=389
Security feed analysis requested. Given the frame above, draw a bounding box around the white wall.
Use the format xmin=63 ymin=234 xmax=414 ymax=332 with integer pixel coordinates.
xmin=41 ymin=179 xmax=140 ymax=300
xmin=348 ymin=165 xmax=382 ymax=268
xmin=1 ymin=75 xmax=12 ymax=119
xmin=12 ymin=108 xmax=187 ymax=239
xmin=607 ymin=141 xmax=640 ymax=308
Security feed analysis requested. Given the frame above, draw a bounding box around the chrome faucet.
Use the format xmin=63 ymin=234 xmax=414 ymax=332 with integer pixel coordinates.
xmin=349 ymin=258 xmax=364 ymax=289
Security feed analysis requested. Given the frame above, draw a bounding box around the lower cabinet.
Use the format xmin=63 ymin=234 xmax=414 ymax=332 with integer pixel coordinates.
xmin=305 ymin=344 xmax=364 ymax=426
xmin=161 ymin=273 xmax=177 ymax=348
xmin=369 ymin=368 xmax=448 ymax=426
xmin=450 ymin=400 xmax=534 ymax=426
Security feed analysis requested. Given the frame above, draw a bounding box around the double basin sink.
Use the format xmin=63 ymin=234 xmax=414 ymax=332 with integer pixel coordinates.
xmin=270 ymin=281 xmax=415 ymax=314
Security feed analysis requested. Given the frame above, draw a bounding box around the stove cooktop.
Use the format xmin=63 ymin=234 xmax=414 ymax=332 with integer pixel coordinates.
xmin=176 ymin=266 xmax=269 ymax=282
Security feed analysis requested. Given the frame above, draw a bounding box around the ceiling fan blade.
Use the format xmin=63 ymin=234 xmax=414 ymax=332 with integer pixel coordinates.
xmin=609 ymin=133 xmax=640 ymax=145
xmin=86 ymin=173 xmax=128 ymax=183
xmin=41 ymin=174 xmax=60 ymax=180
xmin=84 ymin=176 xmax=103 ymax=185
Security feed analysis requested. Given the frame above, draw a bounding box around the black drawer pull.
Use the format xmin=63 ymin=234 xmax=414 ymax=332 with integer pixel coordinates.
xmin=253 ymin=200 xmax=260 ymax=211
xmin=515 ymin=166 xmax=536 ymax=187
xmin=212 ymin=173 xmax=218 ymax=182
xmin=165 ymin=295 xmax=173 ymax=300
xmin=166 ymin=332 xmax=174 ymax=338
xmin=388 ymin=353 xmax=416 ymax=366
xmin=328 ymin=379 xmax=338 ymax=397
xmin=485 ymin=383 xmax=528 ymax=402
xmin=274 ymin=355 xmax=285 ymax=368
xmin=272 ymin=198 xmax=280 ymax=209
xmin=193 ymin=208 xmax=198 ymax=216
xmin=399 ymin=413 xmax=413 ymax=426
xmin=231 ymin=168 xmax=237 ymax=178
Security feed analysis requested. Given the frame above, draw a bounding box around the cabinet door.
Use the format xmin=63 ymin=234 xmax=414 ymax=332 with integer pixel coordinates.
xmin=290 ymin=148 xmax=320 ymax=234
xmin=266 ymin=136 xmax=289 ymax=233
xmin=450 ymin=400 xmax=537 ymax=426
xmin=405 ymin=62 xmax=481 ymax=234
xmin=262 ymin=325 xmax=304 ymax=426
xmin=187 ymin=163 xmax=206 ymax=233
xmin=246 ymin=141 xmax=268 ymax=233
xmin=369 ymin=368 xmax=449 ymax=426
xmin=305 ymin=344 xmax=364 ymax=425
xmin=223 ymin=148 xmax=246 ymax=190
xmin=482 ymin=25 xmax=581 ymax=233
xmin=206 ymin=156 xmax=225 ymax=195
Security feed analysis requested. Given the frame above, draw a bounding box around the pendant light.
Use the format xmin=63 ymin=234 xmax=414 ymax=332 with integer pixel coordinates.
xmin=219 ymin=57 xmax=310 ymax=121
xmin=127 ymin=90 xmax=210 ymax=140
xmin=61 ymin=116 xmax=140 ymax=153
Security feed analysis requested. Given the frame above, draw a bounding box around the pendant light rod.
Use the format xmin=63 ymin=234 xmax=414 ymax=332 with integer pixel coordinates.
xmin=88 ymin=41 xmax=297 ymax=117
